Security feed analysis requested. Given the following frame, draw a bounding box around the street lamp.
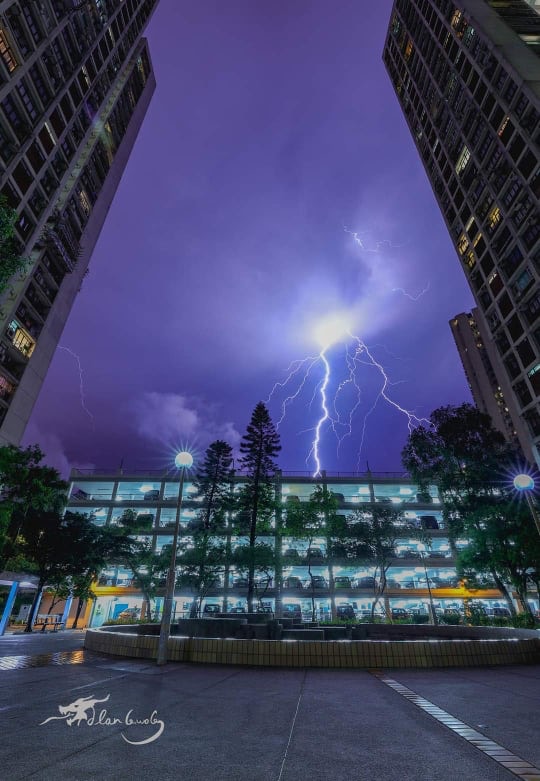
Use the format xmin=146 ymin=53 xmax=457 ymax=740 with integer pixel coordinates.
xmin=513 ymin=473 xmax=540 ymax=538
xmin=156 ymin=450 xmax=193 ymax=666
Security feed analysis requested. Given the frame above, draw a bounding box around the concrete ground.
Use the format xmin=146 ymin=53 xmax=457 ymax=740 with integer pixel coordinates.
xmin=0 ymin=630 xmax=539 ymax=781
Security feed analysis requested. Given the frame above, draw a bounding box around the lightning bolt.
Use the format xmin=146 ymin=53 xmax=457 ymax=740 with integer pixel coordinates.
xmin=58 ymin=346 xmax=95 ymax=428
xmin=392 ymin=281 xmax=431 ymax=301
xmin=343 ymin=225 xmax=407 ymax=254
xmin=268 ymin=332 xmax=430 ymax=477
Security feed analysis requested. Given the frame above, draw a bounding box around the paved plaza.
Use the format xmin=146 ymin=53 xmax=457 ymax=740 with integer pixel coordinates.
xmin=0 ymin=631 xmax=539 ymax=780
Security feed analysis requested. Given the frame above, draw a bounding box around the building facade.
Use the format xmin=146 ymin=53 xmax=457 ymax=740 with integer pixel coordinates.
xmin=383 ymin=0 xmax=540 ymax=463
xmin=449 ymin=308 xmax=533 ymax=456
xmin=63 ymin=469 xmax=532 ymax=627
xmin=0 ymin=0 xmax=158 ymax=444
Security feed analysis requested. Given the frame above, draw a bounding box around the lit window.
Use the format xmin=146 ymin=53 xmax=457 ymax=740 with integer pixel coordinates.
xmin=6 ymin=320 xmax=35 ymax=357
xmin=465 ymin=250 xmax=476 ymax=269
xmin=451 ymin=9 xmax=462 ymax=29
xmin=473 ymin=232 xmax=483 ymax=247
xmin=404 ymin=39 xmax=413 ymax=60
xmin=457 ymin=234 xmax=469 ymax=255
xmin=0 ymin=29 xmax=17 ymax=72
xmin=487 ymin=206 xmax=501 ymax=228
xmin=78 ymin=188 xmax=91 ymax=215
xmin=455 ymin=145 xmax=471 ymax=174
xmin=43 ymin=122 xmax=56 ymax=146
xmin=498 ymin=116 xmax=510 ymax=137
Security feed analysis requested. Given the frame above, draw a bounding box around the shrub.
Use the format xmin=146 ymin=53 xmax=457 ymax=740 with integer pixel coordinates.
xmin=510 ymin=613 xmax=537 ymax=630
xmin=439 ymin=612 xmax=461 ymax=625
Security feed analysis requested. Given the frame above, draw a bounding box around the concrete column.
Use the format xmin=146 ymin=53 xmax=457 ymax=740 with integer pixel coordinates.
xmin=60 ymin=595 xmax=73 ymax=627
xmin=0 ymin=582 xmax=19 ymax=635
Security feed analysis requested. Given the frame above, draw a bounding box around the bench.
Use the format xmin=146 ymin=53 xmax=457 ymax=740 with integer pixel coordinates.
xmin=33 ymin=614 xmax=65 ymax=632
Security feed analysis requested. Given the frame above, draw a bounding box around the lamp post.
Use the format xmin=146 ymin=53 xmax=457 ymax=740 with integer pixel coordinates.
xmin=156 ymin=450 xmax=193 ymax=666
xmin=513 ymin=474 xmax=540 ymax=538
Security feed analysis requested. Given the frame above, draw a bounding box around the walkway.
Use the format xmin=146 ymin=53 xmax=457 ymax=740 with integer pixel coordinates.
xmin=0 ymin=631 xmax=539 ymax=780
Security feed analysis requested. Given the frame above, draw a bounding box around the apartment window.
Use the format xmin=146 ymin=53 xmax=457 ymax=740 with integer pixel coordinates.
xmin=48 ymin=108 xmax=65 ymax=138
xmin=502 ymin=179 xmax=522 ymax=208
xmin=16 ymin=79 xmax=38 ymax=123
xmin=0 ymin=29 xmax=17 ymax=73
xmin=514 ymin=379 xmax=532 ymax=407
xmin=524 ymin=407 xmax=540 ymax=436
xmin=509 ymin=134 xmax=525 ymax=162
xmin=488 ymin=271 xmax=503 ymax=296
xmin=487 ymin=205 xmax=501 ymax=231
xmin=528 ymin=365 xmax=540 ymax=396
xmin=480 ymin=252 xmax=494 ymax=275
xmin=13 ymin=160 xmax=33 ymax=194
xmin=29 ymin=64 xmax=52 ymax=109
xmin=78 ymin=187 xmax=92 ymax=216
xmin=498 ymin=292 xmax=513 ymax=319
xmin=500 ymin=245 xmax=524 ymax=279
xmin=495 ymin=329 xmax=511 ymax=357
xmin=1 ymin=95 xmax=27 ymax=139
xmin=524 ymin=291 xmax=540 ymax=325
xmin=522 ymin=223 xmax=540 ymax=252
xmin=507 ymin=314 xmax=525 ymax=341
xmin=38 ymin=122 xmax=56 ymax=154
xmin=6 ymin=12 xmax=31 ymax=57
xmin=517 ymin=338 xmax=536 ymax=370
xmin=6 ymin=319 xmax=35 ymax=357
xmin=518 ymin=150 xmax=537 ymax=180
xmin=457 ymin=234 xmax=469 ymax=255
xmin=455 ymin=144 xmax=470 ymax=174
xmin=504 ymin=352 xmax=521 ymax=380
xmin=26 ymin=141 xmax=46 ymax=174
xmin=21 ymin=5 xmax=43 ymax=46
xmin=15 ymin=209 xmax=34 ymax=240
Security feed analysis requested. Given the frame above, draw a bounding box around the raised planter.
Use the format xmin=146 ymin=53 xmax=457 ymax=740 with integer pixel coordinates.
xmin=85 ymin=621 xmax=540 ymax=668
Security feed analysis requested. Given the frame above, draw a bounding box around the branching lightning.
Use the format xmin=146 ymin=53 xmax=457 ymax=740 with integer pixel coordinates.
xmin=267 ymin=323 xmax=430 ymax=477
xmin=392 ymin=281 xmax=431 ymax=301
xmin=343 ymin=225 xmax=406 ymax=254
xmin=59 ymin=346 xmax=95 ymax=428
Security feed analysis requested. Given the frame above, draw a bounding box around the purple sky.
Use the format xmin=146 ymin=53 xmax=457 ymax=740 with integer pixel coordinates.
xmin=23 ymin=0 xmax=474 ymax=477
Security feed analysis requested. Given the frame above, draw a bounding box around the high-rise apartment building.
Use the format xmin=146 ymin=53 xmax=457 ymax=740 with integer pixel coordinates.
xmin=383 ymin=1 xmax=540 ymax=463
xmin=449 ymin=308 xmax=533 ymax=457
xmin=0 ymin=0 xmax=158 ymax=444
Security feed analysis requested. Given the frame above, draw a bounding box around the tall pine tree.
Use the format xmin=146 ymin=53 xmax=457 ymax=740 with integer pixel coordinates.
xmin=184 ymin=440 xmax=234 ymax=616
xmin=238 ymin=402 xmax=281 ymax=610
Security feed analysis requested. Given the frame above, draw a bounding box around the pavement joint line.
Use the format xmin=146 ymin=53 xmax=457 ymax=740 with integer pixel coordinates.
xmin=276 ymin=670 xmax=307 ymax=781
xmin=370 ymin=671 xmax=540 ymax=780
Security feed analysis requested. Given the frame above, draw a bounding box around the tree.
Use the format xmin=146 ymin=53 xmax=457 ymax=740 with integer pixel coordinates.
xmin=113 ymin=509 xmax=169 ymax=619
xmin=183 ymin=440 xmax=234 ymax=616
xmin=347 ymin=504 xmax=412 ymax=621
xmin=402 ymin=403 xmax=538 ymax=618
xmin=230 ymin=542 xmax=275 ymax=611
xmin=284 ymin=486 xmax=341 ymax=621
xmin=0 ymin=195 xmax=30 ymax=296
xmin=455 ymin=500 xmax=540 ymax=619
xmin=237 ymin=402 xmax=281 ymax=610
xmin=0 ymin=444 xmax=68 ymax=568
xmin=15 ymin=510 xmax=102 ymax=632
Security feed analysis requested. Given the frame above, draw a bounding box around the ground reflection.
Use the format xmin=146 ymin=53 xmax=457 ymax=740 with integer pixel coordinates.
xmin=0 ymin=650 xmax=86 ymax=670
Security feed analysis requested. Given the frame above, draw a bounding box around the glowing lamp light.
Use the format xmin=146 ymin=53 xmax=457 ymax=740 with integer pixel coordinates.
xmin=312 ymin=312 xmax=354 ymax=349
xmin=513 ymin=474 xmax=535 ymax=491
xmin=139 ymin=484 xmax=154 ymax=493
xmin=174 ymin=451 xmax=193 ymax=469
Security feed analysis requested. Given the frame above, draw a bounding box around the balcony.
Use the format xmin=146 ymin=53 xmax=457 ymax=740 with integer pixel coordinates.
xmin=40 ymin=214 xmax=81 ymax=272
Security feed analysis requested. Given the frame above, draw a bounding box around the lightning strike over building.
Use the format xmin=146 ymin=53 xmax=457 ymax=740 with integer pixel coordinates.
xmin=267 ymin=313 xmax=430 ymax=477
xmin=59 ymin=347 xmax=95 ymax=429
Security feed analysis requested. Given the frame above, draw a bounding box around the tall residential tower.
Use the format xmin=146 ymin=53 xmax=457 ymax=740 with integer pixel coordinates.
xmin=0 ymin=0 xmax=158 ymax=444
xmin=384 ymin=0 xmax=540 ymax=462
